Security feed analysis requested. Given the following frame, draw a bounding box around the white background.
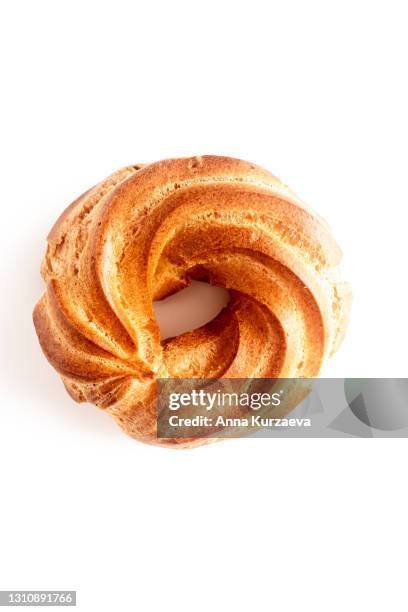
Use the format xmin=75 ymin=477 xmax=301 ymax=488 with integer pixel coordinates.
xmin=1 ymin=1 xmax=407 ymax=610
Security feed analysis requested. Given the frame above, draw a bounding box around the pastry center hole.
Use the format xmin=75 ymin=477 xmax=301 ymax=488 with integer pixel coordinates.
xmin=153 ymin=280 xmax=230 ymax=340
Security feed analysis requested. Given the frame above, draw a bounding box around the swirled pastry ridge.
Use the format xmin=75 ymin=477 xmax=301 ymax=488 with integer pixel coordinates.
xmin=33 ymin=156 xmax=351 ymax=447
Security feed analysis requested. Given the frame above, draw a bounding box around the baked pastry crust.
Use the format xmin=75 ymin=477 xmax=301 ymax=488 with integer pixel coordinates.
xmin=33 ymin=156 xmax=351 ymax=446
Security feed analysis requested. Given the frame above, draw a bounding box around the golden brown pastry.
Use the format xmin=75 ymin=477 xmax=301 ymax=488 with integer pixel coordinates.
xmin=33 ymin=156 xmax=351 ymax=447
